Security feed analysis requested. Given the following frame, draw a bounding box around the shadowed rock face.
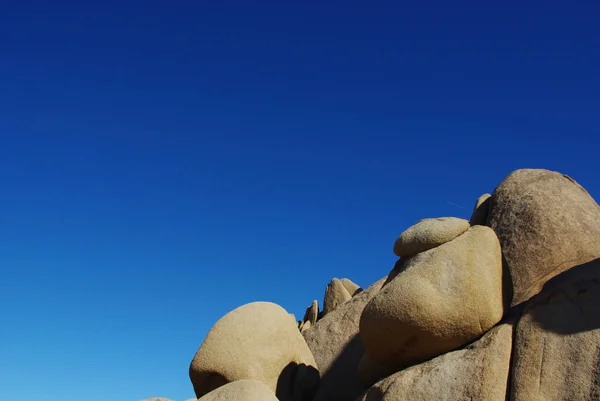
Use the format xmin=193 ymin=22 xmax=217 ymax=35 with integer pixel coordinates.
xmin=510 ymin=258 xmax=600 ymax=401
xmin=361 ymin=226 xmax=505 ymax=373
xmin=359 ymin=321 xmax=514 ymax=401
xmin=487 ymin=169 xmax=600 ymax=306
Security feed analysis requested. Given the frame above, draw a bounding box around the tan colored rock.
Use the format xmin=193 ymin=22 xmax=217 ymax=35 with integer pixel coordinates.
xmin=359 ymin=321 xmax=513 ymax=401
xmin=488 ymin=169 xmax=600 ymax=306
xmin=299 ymin=319 xmax=312 ymax=333
xmin=339 ymin=278 xmax=362 ymax=296
xmin=361 ymin=226 xmax=505 ymax=372
xmin=510 ymin=258 xmax=600 ymax=400
xmin=197 ymin=380 xmax=278 ymax=401
xmin=302 ymin=300 xmax=319 ymax=326
xmin=469 ymin=193 xmax=491 ymax=226
xmin=189 ymin=302 xmax=319 ymax=401
xmin=393 ymin=217 xmax=471 ymax=257
xmin=185 ymin=399 xmax=197 ymax=401
xmin=303 ymin=277 xmax=387 ymax=401
xmin=322 ymin=278 xmax=352 ymax=316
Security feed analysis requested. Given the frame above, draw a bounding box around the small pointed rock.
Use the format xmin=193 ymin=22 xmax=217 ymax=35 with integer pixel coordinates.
xmin=340 ymin=278 xmax=362 ymax=296
xmin=323 ymin=278 xmax=352 ymax=316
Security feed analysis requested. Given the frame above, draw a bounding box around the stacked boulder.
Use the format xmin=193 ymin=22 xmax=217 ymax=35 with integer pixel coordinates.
xmin=297 ymin=278 xmax=362 ymax=332
xmin=177 ymin=168 xmax=600 ymax=401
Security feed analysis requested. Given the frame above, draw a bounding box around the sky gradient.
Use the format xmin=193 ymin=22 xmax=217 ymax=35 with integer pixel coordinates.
xmin=1 ymin=2 xmax=599 ymax=400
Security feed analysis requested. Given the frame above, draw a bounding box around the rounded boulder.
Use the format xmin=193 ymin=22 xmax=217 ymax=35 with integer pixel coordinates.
xmin=361 ymin=226 xmax=505 ymax=371
xmin=487 ymin=169 xmax=600 ymax=305
xmin=189 ymin=302 xmax=319 ymax=401
xmin=393 ymin=217 xmax=471 ymax=257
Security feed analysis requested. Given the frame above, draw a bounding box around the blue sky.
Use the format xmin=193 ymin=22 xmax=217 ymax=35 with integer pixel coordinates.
xmin=1 ymin=1 xmax=599 ymax=400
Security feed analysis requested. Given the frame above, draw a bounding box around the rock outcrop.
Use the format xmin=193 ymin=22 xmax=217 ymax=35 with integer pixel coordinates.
xmin=197 ymin=380 xmax=279 ymax=401
xmin=510 ymin=258 xmax=600 ymax=400
xmin=322 ymin=278 xmax=352 ymax=316
xmin=359 ymin=321 xmax=513 ymax=400
xmin=393 ymin=217 xmax=470 ymax=257
xmin=361 ymin=226 xmax=505 ymax=373
xmin=339 ymin=278 xmax=362 ymax=296
xmin=487 ymin=169 xmax=600 ymax=305
xmin=145 ymin=168 xmax=600 ymax=401
xmin=189 ymin=302 xmax=319 ymax=401
xmin=302 ymin=277 xmax=386 ymax=401
xmin=299 ymin=300 xmax=319 ymax=333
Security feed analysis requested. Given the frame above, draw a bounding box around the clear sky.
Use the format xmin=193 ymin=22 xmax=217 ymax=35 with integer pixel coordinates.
xmin=1 ymin=1 xmax=599 ymax=400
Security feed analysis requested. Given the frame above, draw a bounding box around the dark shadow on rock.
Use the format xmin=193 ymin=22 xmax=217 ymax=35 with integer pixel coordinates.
xmin=313 ymin=334 xmax=368 ymax=401
xmin=383 ymin=259 xmax=406 ymax=287
xmin=277 ymin=362 xmax=320 ymax=401
xmin=501 ymin=252 xmax=514 ymax=315
xmin=523 ymin=257 xmax=600 ymax=335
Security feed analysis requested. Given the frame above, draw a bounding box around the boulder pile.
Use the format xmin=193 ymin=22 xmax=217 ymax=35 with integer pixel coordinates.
xmin=142 ymin=168 xmax=600 ymax=401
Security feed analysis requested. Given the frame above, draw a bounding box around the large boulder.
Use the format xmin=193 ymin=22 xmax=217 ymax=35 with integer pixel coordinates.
xmin=197 ymin=379 xmax=278 ymax=401
xmin=487 ymin=169 xmax=600 ymax=305
xmin=303 ymin=277 xmax=387 ymax=401
xmin=322 ymin=278 xmax=352 ymax=316
xmin=361 ymin=226 xmax=505 ymax=373
xmin=510 ymin=258 xmax=600 ymax=400
xmin=359 ymin=321 xmax=513 ymax=401
xmin=189 ymin=302 xmax=319 ymax=401
xmin=393 ymin=217 xmax=470 ymax=257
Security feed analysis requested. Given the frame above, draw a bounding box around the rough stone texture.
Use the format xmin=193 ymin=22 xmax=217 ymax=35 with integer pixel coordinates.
xmin=340 ymin=278 xmax=362 ymax=296
xmin=393 ymin=217 xmax=471 ymax=257
xmin=469 ymin=193 xmax=491 ymax=226
xmin=361 ymin=226 xmax=505 ymax=373
xmin=510 ymin=258 xmax=600 ymax=401
xmin=323 ymin=278 xmax=352 ymax=316
xmin=189 ymin=302 xmax=319 ymax=401
xmin=197 ymin=380 xmax=278 ymax=401
xmin=359 ymin=321 xmax=513 ymax=401
xmin=303 ymin=277 xmax=387 ymax=401
xmin=487 ymin=169 xmax=600 ymax=306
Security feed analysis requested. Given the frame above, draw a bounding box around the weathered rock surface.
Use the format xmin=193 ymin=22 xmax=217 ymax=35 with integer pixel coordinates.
xmin=339 ymin=278 xmax=362 ymax=296
xmin=189 ymin=302 xmax=319 ymax=401
xmin=361 ymin=226 xmax=505 ymax=372
xmin=393 ymin=217 xmax=471 ymax=257
xmin=469 ymin=193 xmax=491 ymax=226
xmin=510 ymin=258 xmax=600 ymax=400
xmin=323 ymin=278 xmax=352 ymax=316
xmin=359 ymin=321 xmax=513 ymax=401
xmin=303 ymin=277 xmax=387 ymax=401
xmin=487 ymin=168 xmax=600 ymax=305
xmin=197 ymin=380 xmax=278 ymax=401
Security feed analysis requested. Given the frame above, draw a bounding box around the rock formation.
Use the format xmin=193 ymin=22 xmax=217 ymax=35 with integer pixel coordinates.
xmin=361 ymin=225 xmax=505 ymax=376
xmin=131 ymin=168 xmax=600 ymax=401
xmin=487 ymin=169 xmax=600 ymax=305
xmin=189 ymin=302 xmax=319 ymax=401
